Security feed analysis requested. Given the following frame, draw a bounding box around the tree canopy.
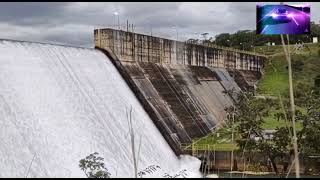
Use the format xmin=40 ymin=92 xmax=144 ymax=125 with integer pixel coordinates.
xmin=226 ymin=85 xmax=320 ymax=176
xmin=188 ymin=21 xmax=320 ymax=51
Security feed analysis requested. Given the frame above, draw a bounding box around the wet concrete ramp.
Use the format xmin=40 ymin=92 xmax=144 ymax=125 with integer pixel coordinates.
xmin=116 ymin=61 xmax=235 ymax=154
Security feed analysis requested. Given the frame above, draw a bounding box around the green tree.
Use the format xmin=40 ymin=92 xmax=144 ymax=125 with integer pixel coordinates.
xmin=296 ymin=87 xmax=320 ymax=155
xmin=79 ymin=152 xmax=111 ymax=178
xmin=226 ymin=92 xmax=292 ymax=177
xmin=212 ymin=21 xmax=320 ymax=51
xmin=214 ymin=33 xmax=232 ymax=47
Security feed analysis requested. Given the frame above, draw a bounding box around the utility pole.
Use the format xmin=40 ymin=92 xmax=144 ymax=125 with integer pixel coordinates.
xmin=127 ymin=20 xmax=129 ymax=32
xmin=280 ymin=2 xmax=300 ymax=178
xmin=230 ymin=106 xmax=235 ymax=178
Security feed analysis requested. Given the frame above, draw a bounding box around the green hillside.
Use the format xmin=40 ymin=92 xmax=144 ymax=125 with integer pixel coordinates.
xmin=257 ymin=43 xmax=320 ymax=96
xmin=256 ymin=43 xmax=320 ymax=130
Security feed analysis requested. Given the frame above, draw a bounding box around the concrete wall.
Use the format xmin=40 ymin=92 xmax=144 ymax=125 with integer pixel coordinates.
xmin=94 ymin=28 xmax=266 ymax=71
xmin=94 ymin=28 xmax=266 ymax=155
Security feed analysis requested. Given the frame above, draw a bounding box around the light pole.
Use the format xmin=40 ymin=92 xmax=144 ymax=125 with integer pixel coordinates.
xmin=227 ymin=39 xmax=232 ymax=48
xmin=194 ymin=32 xmax=199 ymax=43
xmin=114 ymin=12 xmax=120 ymax=30
xmin=172 ymin=26 xmax=178 ymax=41
xmin=240 ymin=42 xmax=244 ymax=51
xmin=230 ymin=106 xmax=235 ymax=176
xmin=251 ymin=45 xmax=255 ymax=54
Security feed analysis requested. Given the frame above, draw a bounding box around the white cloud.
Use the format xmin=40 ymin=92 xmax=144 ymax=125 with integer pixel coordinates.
xmin=0 ymin=2 xmax=318 ymax=47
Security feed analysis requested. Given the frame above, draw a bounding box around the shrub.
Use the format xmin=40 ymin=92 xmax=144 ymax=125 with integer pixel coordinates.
xmin=79 ymin=152 xmax=111 ymax=178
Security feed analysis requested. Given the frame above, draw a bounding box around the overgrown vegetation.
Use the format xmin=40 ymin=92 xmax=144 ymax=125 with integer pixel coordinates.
xmin=225 ymin=85 xmax=320 ymax=176
xmin=296 ymin=87 xmax=320 ymax=156
xmin=225 ymin=92 xmax=292 ymax=177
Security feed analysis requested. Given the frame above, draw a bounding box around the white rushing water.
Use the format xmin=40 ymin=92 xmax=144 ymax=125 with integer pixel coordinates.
xmin=0 ymin=40 xmax=201 ymax=178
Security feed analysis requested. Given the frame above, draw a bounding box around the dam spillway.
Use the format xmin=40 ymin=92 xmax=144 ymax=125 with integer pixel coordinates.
xmin=0 ymin=40 xmax=201 ymax=178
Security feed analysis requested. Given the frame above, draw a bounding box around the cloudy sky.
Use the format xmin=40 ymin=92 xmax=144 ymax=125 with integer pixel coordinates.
xmin=0 ymin=2 xmax=318 ymax=48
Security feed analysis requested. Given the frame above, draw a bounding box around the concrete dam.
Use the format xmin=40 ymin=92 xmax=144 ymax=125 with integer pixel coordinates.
xmin=94 ymin=28 xmax=267 ymax=155
xmin=0 ymin=28 xmax=266 ymax=177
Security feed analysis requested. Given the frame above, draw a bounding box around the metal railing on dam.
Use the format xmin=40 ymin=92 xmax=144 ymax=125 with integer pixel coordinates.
xmin=94 ymin=28 xmax=266 ymax=155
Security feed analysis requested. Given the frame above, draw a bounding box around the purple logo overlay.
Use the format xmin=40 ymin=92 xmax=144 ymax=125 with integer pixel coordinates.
xmin=257 ymin=4 xmax=310 ymax=35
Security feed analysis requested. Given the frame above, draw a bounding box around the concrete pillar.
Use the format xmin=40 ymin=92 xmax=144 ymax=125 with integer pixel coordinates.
xmin=192 ymin=46 xmax=196 ymax=66
xmin=204 ymin=48 xmax=208 ymax=67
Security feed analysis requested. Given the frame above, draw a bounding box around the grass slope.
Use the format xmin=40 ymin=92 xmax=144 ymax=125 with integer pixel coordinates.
xmin=257 ymin=43 xmax=320 ymax=96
